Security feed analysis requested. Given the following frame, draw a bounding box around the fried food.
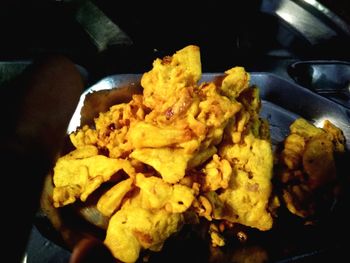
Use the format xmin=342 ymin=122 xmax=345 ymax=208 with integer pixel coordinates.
xmin=97 ymin=178 xmax=133 ymax=217
xmin=104 ymin=173 xmax=194 ymax=262
xmin=219 ymin=133 xmax=274 ymax=231
xmin=50 ymin=45 xmax=282 ymax=262
xmin=105 ymin=200 xmax=183 ymax=263
xmin=141 ymin=44 xmax=201 ymax=111
xmin=52 ymin=145 xmax=136 ymax=207
xmin=276 ymin=118 xmax=346 ymax=219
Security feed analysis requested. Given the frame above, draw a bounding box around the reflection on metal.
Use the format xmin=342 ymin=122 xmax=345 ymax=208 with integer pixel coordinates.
xmin=67 ymin=74 xmax=141 ymax=133
xmin=288 ymin=60 xmax=350 ymax=108
xmin=21 ymin=253 xmax=27 ymax=263
xmin=261 ymin=0 xmax=348 ymax=45
xmin=67 ymin=76 xmax=116 ymax=133
xmin=302 ymin=0 xmax=350 ymax=35
xmin=75 ymin=0 xmax=133 ymax=52
xmin=313 ymin=117 xmax=328 ymax=128
xmin=276 ymin=0 xmax=336 ymax=44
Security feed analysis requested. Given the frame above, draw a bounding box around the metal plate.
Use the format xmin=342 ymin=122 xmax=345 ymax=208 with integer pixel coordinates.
xmin=36 ymin=72 xmax=350 ymax=263
xmin=287 ymin=60 xmax=350 ymax=109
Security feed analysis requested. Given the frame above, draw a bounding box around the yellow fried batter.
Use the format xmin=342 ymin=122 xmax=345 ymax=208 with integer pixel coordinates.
xmin=97 ymin=178 xmax=134 ymax=217
xmin=130 ymin=148 xmax=192 ymax=184
xmin=141 ymin=45 xmax=201 ymax=110
xmin=202 ymin=154 xmax=232 ymax=191
xmin=50 ymin=45 xmax=281 ymax=262
xmin=277 ymin=118 xmax=346 ymax=218
xmin=220 ymin=66 xmax=251 ymax=100
xmin=104 ymin=173 xmax=194 ymax=262
xmin=105 ymin=200 xmax=183 ymax=263
xmin=135 ymin=173 xmax=195 ymax=213
xmin=219 ymin=133 xmax=274 ymax=231
xmin=127 ymin=122 xmax=192 ymax=148
xmin=53 ymin=145 xmax=136 ymax=207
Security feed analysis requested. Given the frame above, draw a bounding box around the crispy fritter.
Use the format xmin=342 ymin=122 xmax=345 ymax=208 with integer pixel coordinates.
xmin=52 ymin=145 xmax=136 ymax=207
xmin=276 ymin=118 xmax=346 ymax=218
xmin=220 ymin=66 xmax=250 ymax=100
xmin=104 ymin=173 xmax=194 ymax=262
xmin=50 ymin=45 xmax=280 ymax=262
xmin=219 ymin=133 xmax=274 ymax=231
xmin=97 ymin=178 xmax=134 ymax=217
xmin=202 ymin=154 xmax=232 ymax=192
xmin=105 ymin=203 xmax=183 ymax=263
xmin=130 ymin=148 xmax=193 ymax=184
xmin=141 ymin=45 xmax=201 ymax=111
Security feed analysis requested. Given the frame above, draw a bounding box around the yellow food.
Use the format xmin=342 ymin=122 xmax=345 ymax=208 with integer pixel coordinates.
xmin=51 ymin=45 xmax=281 ymax=262
xmin=97 ymin=178 xmax=134 ymax=217
xmin=219 ymin=133 xmax=274 ymax=231
xmin=52 ymin=145 xmax=136 ymax=207
xmin=276 ymin=118 xmax=346 ymax=218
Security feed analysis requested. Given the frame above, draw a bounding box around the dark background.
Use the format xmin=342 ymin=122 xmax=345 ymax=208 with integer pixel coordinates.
xmin=1 ymin=0 xmax=349 ymax=84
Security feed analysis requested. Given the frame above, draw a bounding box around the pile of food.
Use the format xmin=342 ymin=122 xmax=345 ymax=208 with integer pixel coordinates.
xmin=47 ymin=45 xmax=346 ymax=263
xmin=275 ymin=118 xmax=346 ymax=219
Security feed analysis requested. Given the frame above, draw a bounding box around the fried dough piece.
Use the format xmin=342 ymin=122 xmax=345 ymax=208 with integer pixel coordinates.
xmin=322 ymin=119 xmax=346 ymax=153
xmin=224 ymin=86 xmax=265 ymax=145
xmin=127 ymin=122 xmax=192 ymax=148
xmin=50 ymin=45 xmax=280 ymax=262
xmin=52 ymin=145 xmax=136 ymax=207
xmin=207 ymin=79 xmax=275 ymax=231
xmin=280 ymin=133 xmax=305 ymax=170
xmin=135 ymin=173 xmax=195 ymax=213
xmin=130 ymin=148 xmax=192 ymax=184
xmin=94 ymin=96 xmax=146 ymax=158
xmin=105 ymin=202 xmax=183 ymax=263
xmin=303 ymin=136 xmax=336 ymax=189
xmin=130 ymin=83 xmax=241 ymax=183
xmin=70 ymin=95 xmax=146 ymax=158
xmin=141 ymin=45 xmax=201 ymax=110
xmin=289 ymin=118 xmax=324 ymax=139
xmin=104 ymin=173 xmax=194 ymax=263
xmin=220 ymin=66 xmax=250 ymax=100
xmin=130 ymin=47 xmax=241 ymax=184
xmin=69 ymin=125 xmax=98 ymax=148
xmin=277 ymin=118 xmax=346 ymax=218
xmin=97 ymin=178 xmax=134 ymax=217
xmin=197 ymin=82 xmax=242 ymax=144
xmin=202 ymin=154 xmax=232 ymax=192
xmin=219 ymin=133 xmax=274 ymax=231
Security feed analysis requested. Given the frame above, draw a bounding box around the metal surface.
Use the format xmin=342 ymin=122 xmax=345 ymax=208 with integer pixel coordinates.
xmin=0 ymin=61 xmax=31 ymax=86
xmin=287 ymin=60 xmax=350 ymax=108
xmin=36 ymin=72 xmax=350 ymax=263
xmin=75 ymin=0 xmax=132 ymax=52
xmin=261 ymin=0 xmax=350 ymax=46
xmin=301 ymin=0 xmax=350 ymax=35
xmin=251 ymin=72 xmax=350 ymax=149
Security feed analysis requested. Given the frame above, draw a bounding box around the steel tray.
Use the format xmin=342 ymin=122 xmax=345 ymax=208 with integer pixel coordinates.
xmin=37 ymin=72 xmax=350 ymax=263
